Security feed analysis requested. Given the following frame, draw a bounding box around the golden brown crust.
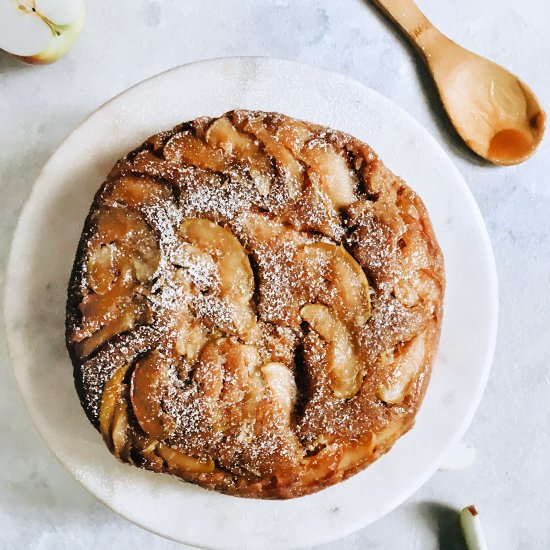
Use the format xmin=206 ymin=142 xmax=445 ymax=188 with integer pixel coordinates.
xmin=66 ymin=110 xmax=444 ymax=499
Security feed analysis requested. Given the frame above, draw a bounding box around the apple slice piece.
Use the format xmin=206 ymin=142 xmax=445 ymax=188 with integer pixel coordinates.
xmin=180 ymin=218 xmax=256 ymax=336
xmin=274 ymin=119 xmax=314 ymax=156
xmin=337 ymin=433 xmax=375 ymax=472
xmin=223 ymin=343 xmax=261 ymax=405
xmin=206 ymin=118 xmax=273 ymax=196
xmin=163 ymin=133 xmax=229 ymax=173
xmin=304 ymin=146 xmax=357 ymax=208
xmin=130 ymin=351 xmax=176 ymax=440
xmin=157 ymin=444 xmax=215 ymax=475
xmin=111 ymin=401 xmax=131 ymax=461
xmin=377 ymin=333 xmax=427 ymax=404
xmin=237 ymin=117 xmax=304 ymax=198
xmin=300 ymin=304 xmax=364 ymax=398
xmin=235 ymin=211 xmax=288 ymax=244
xmin=301 ymin=243 xmax=371 ymax=327
xmin=0 ymin=0 xmax=85 ymax=65
xmin=87 ymin=243 xmax=118 ymax=296
xmin=75 ymin=301 xmax=146 ymax=359
xmin=131 ymin=435 xmax=164 ymax=472
xmin=193 ymin=338 xmax=226 ymax=400
xmin=99 ymin=364 xmax=131 ymax=448
xmin=460 ymin=505 xmax=489 ymax=550
xmin=371 ymin=416 xmax=406 ymax=455
xmin=261 ymin=362 xmax=297 ymax=421
xmin=194 ymin=338 xmax=261 ymax=403
xmin=175 ymin=323 xmax=209 ymax=361
xmin=82 ymin=207 xmax=159 ymax=322
xmin=299 ymin=443 xmax=342 ymax=486
xmin=105 ymin=176 xmax=172 ymax=208
xmin=330 ymin=245 xmax=371 ymax=326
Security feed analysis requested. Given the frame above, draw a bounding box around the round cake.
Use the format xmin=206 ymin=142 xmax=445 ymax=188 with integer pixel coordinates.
xmin=66 ymin=110 xmax=444 ymax=499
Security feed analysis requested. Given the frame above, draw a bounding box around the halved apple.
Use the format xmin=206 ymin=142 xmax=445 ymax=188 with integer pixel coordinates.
xmin=0 ymin=0 xmax=85 ymax=65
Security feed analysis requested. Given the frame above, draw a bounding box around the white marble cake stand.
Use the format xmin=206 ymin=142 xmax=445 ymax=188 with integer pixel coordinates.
xmin=3 ymin=57 xmax=498 ymax=550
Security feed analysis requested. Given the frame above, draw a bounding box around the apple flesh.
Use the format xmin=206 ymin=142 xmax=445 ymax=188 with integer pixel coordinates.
xmin=0 ymin=0 xmax=85 ymax=65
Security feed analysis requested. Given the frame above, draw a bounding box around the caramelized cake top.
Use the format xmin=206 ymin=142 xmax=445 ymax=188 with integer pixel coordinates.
xmin=66 ymin=110 xmax=444 ymax=498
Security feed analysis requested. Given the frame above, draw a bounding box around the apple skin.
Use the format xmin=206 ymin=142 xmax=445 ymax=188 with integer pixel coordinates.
xmin=1 ymin=1 xmax=85 ymax=65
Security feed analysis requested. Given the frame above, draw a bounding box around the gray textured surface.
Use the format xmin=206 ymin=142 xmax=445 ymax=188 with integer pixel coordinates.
xmin=1 ymin=1 xmax=549 ymax=548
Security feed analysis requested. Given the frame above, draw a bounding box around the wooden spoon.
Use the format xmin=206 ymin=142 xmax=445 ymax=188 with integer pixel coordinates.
xmin=373 ymin=0 xmax=546 ymax=165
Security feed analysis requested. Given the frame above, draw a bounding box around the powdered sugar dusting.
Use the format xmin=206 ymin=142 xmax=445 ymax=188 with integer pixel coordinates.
xmin=67 ymin=110 xmax=444 ymax=498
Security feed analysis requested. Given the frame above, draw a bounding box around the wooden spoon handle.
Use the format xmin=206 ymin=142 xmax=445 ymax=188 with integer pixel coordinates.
xmin=372 ymin=0 xmax=443 ymax=54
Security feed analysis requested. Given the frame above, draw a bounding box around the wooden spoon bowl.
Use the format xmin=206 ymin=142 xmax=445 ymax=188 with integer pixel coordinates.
xmin=373 ymin=0 xmax=546 ymax=165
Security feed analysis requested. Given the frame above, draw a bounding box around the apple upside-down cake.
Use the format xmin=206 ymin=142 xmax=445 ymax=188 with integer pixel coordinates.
xmin=66 ymin=110 xmax=444 ymax=499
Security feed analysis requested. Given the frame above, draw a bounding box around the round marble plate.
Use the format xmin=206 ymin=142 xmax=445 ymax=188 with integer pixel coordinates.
xmin=4 ymin=57 xmax=498 ymax=549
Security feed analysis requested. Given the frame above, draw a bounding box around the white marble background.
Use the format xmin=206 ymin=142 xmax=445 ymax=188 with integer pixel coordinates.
xmin=1 ymin=1 xmax=549 ymax=548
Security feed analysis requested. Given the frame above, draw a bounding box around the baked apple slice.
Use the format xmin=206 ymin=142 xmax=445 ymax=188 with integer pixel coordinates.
xmin=304 ymin=146 xmax=357 ymax=208
xmin=234 ymin=211 xmax=288 ymax=244
xmin=206 ymin=118 xmax=273 ymax=196
xmin=163 ymin=132 xmax=229 ymax=173
xmin=300 ymin=304 xmax=364 ymax=398
xmin=86 ymin=243 xmax=118 ymax=296
xmin=130 ymin=351 xmax=176 ymax=440
xmin=237 ymin=117 xmax=304 ymax=198
xmin=261 ymin=362 xmax=297 ymax=422
xmin=301 ymin=243 xmax=370 ymax=327
xmin=274 ymin=118 xmax=314 ymax=156
xmin=99 ymin=364 xmax=131 ymax=448
xmin=377 ymin=332 xmax=427 ymax=404
xmin=111 ymin=401 xmax=131 ymax=461
xmin=223 ymin=343 xmax=262 ymax=405
xmin=193 ymin=338 xmax=226 ymax=400
xmin=180 ymin=218 xmax=256 ymax=336
xmin=75 ymin=301 xmax=146 ymax=359
xmin=337 ymin=433 xmax=375 ymax=472
xmin=175 ymin=321 xmax=209 ymax=361
xmin=73 ymin=207 xmax=159 ymax=356
xmin=104 ymin=176 xmax=172 ymax=208
xmin=156 ymin=444 xmax=215 ymax=475
xmin=194 ymin=338 xmax=262 ymax=404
